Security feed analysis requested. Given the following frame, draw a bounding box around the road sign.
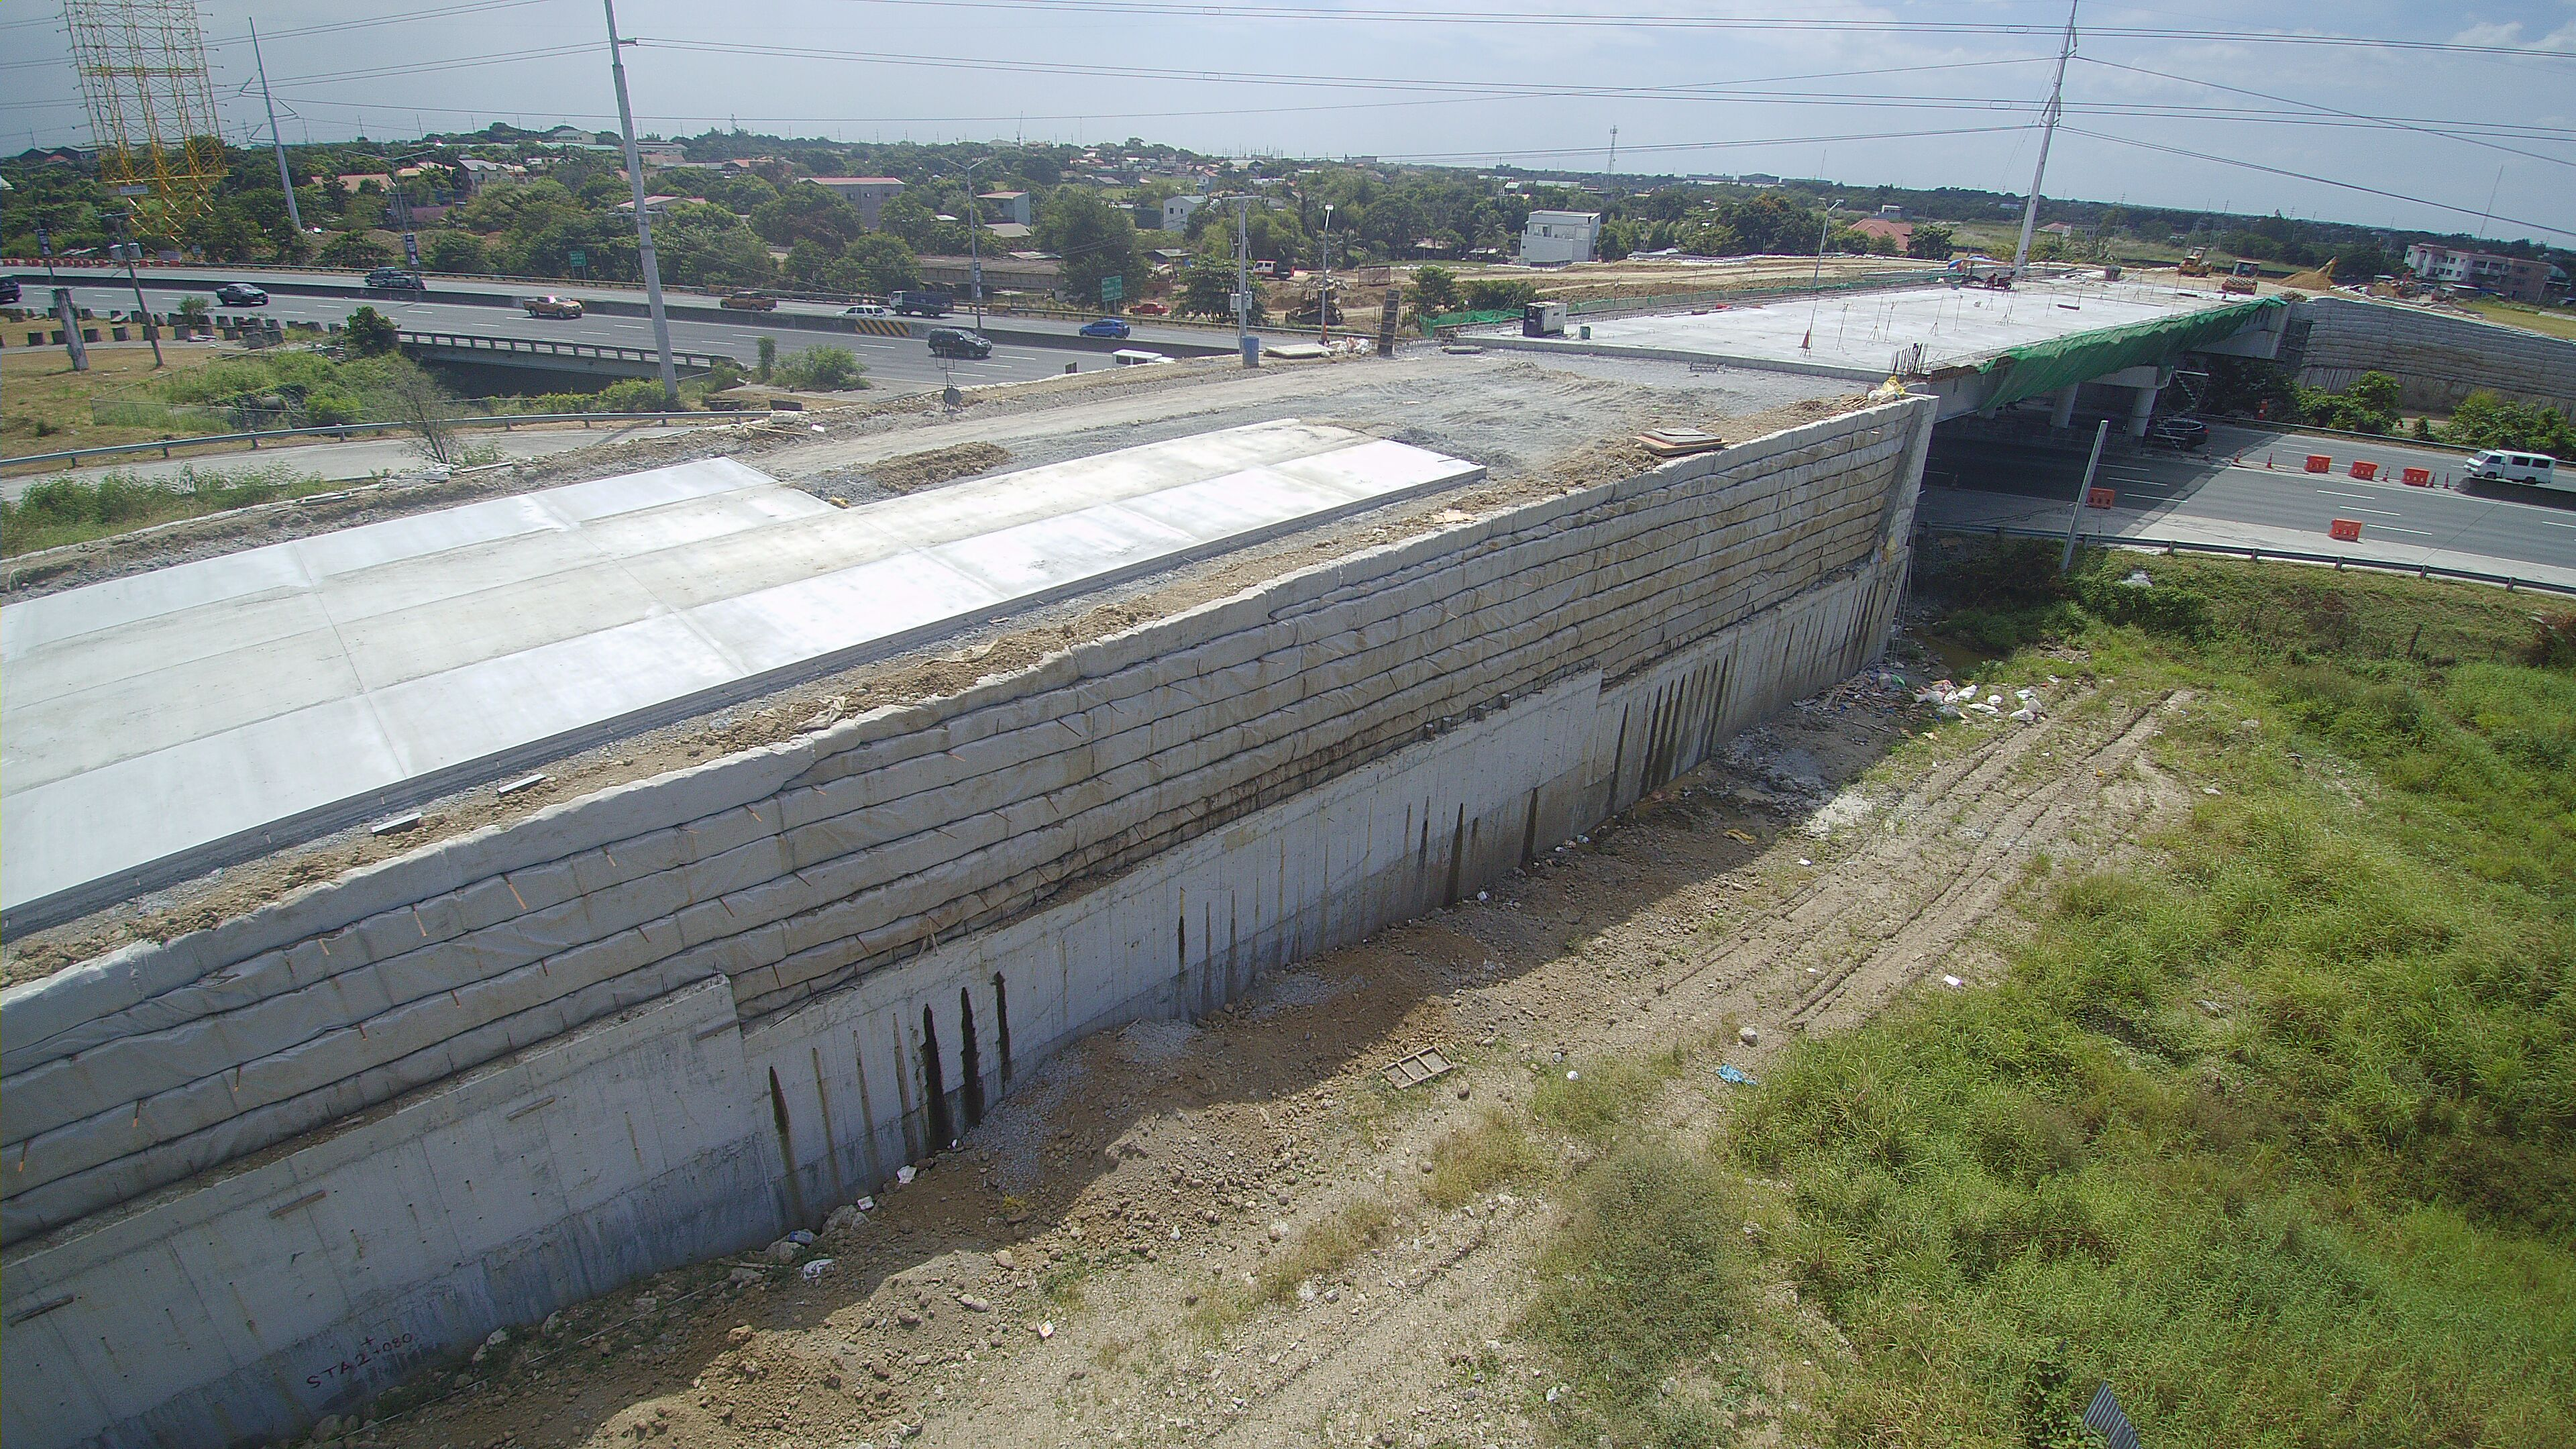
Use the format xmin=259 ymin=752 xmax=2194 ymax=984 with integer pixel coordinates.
xmin=1100 ymin=275 xmax=1123 ymax=303
xmin=569 ymin=248 xmax=586 ymax=269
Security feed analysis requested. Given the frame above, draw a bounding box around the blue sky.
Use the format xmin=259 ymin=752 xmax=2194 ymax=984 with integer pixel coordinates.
xmin=6 ymin=0 xmax=2573 ymax=242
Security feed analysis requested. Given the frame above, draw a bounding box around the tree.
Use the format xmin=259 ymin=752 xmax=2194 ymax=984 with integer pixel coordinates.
xmin=342 ymin=305 xmax=398 ymax=356
xmin=840 ymin=233 xmax=920 ymax=293
xmin=372 ymin=356 xmax=462 ymax=464
xmin=751 ymin=183 xmax=865 ymax=249
xmin=772 ymin=344 xmax=865 ymax=391
xmin=1409 ymin=263 xmax=1460 ymax=315
xmin=1035 ymin=188 xmax=1147 ymax=309
xmin=1464 ymin=278 xmax=1537 ymax=311
xmin=1907 ymin=223 xmax=1956 ymax=260
xmin=2439 ymin=391 xmax=2576 ymax=460
xmin=319 ymin=230 xmax=394 ymax=268
xmin=1179 ymin=252 xmax=1235 ymax=319
xmin=424 ymin=230 xmax=488 ymax=274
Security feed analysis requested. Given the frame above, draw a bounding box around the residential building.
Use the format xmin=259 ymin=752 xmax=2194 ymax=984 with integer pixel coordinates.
xmin=978 ymin=191 xmax=1032 ymax=227
xmin=1519 ymin=209 xmax=1602 ymax=265
xmin=806 ymin=176 xmax=906 ymax=230
xmin=982 ymin=221 xmax=1035 ymax=244
xmin=2404 ymin=243 xmax=2553 ymax=303
xmin=1163 ymin=193 xmax=1214 ymax=232
xmin=1850 ymin=217 xmax=1913 ymax=251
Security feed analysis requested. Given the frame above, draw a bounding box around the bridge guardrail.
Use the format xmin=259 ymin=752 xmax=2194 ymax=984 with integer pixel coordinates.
xmin=1915 ymin=519 xmax=2575 ymax=597
xmin=396 ymin=330 xmax=738 ymax=371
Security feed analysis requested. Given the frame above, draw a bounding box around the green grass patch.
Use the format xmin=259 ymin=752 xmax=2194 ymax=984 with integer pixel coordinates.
xmin=1425 ymin=1112 xmax=1547 ymax=1209
xmin=1532 ymin=1047 xmax=1684 ymax=1144
xmin=1533 ymin=547 xmax=2576 ymax=1447
xmin=3 ymin=462 xmax=345 ymax=555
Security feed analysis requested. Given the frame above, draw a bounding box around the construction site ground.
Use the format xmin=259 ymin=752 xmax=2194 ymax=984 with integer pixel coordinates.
xmin=320 ymin=645 xmax=2188 ymax=1449
xmin=3 ymin=348 xmax=1860 ymax=984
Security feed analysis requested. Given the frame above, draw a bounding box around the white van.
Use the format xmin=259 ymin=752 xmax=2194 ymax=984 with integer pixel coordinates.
xmin=2467 ymin=449 xmax=2563 ymax=490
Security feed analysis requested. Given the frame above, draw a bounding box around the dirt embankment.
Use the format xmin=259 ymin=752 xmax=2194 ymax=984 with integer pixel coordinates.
xmin=337 ymin=649 xmax=2186 ymax=1449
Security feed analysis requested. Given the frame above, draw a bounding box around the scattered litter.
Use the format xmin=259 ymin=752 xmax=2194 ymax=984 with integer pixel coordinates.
xmin=801 ymin=1258 xmax=835 ymax=1281
xmin=2121 ymin=570 xmax=2153 ymax=588
xmin=1382 ymin=1047 xmax=1456 ymax=1089
xmin=2203 ymin=786 xmax=2222 ymax=796
xmin=856 ymin=1196 xmax=875 ymax=1212
xmin=1565 ymin=1069 xmax=1580 ymax=1081
xmin=896 ymin=1165 xmax=916 ymax=1185
xmin=1476 ymin=890 xmax=1489 ymax=902
xmin=789 ymin=1229 xmax=816 ymax=1245
xmin=1941 ymin=974 xmax=1966 ymax=988
xmin=1725 ymin=829 xmax=1757 ymax=844
xmin=1716 ymin=1063 xmax=1758 ymax=1086
xmin=1036 ymin=1322 xmax=1055 ymax=1340
xmin=1796 ymin=857 xmax=1813 ymax=867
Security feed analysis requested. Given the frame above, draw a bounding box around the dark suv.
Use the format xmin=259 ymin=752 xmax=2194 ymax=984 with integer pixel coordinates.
xmin=926 ymin=327 xmax=991 ymax=360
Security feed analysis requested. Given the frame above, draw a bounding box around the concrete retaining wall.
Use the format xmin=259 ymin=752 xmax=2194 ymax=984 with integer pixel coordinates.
xmin=2290 ymin=295 xmax=2576 ymax=419
xmin=1 ymin=398 xmax=1934 ymax=1449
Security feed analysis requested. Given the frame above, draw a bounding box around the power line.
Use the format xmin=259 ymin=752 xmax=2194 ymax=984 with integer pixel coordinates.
xmin=2060 ymin=127 xmax=2576 ymax=241
xmin=813 ymin=0 xmax=2576 ymax=61
xmin=2078 ymin=56 xmax=2576 ymax=171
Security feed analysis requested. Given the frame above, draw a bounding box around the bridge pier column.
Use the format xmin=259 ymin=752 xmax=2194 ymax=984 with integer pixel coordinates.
xmin=2127 ymin=381 xmax=2159 ymax=438
xmin=2049 ymin=386 xmax=2078 ymax=429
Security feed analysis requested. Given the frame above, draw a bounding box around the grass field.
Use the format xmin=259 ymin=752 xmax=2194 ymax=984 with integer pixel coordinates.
xmin=1 ymin=462 xmax=347 ymax=555
xmin=2 ymin=342 xmax=232 ymax=458
xmin=1528 ymin=549 xmax=2576 ymax=1448
xmin=2463 ymin=297 xmax=2576 ymax=341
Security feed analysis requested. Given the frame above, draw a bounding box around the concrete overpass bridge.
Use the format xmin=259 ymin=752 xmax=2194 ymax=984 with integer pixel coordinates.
xmin=1468 ymin=274 xmax=2288 ymax=439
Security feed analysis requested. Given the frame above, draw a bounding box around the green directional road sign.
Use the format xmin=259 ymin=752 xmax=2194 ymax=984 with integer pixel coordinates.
xmin=1100 ymin=275 xmax=1124 ymax=303
xmin=568 ymin=248 xmax=586 ymax=269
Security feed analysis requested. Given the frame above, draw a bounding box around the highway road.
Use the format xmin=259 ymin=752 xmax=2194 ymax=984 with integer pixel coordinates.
xmin=9 ymin=264 xmax=1251 ymax=395
xmin=1924 ymin=421 xmax=2576 ymax=576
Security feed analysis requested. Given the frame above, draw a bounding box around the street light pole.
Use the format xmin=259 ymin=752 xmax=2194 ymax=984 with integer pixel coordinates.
xmin=601 ymin=0 xmax=678 ymax=410
xmin=1319 ymin=202 xmax=1333 ymax=344
xmin=962 ymin=156 xmax=990 ymax=333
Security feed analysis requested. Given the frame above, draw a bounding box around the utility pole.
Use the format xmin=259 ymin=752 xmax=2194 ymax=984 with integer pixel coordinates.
xmin=601 ymin=0 xmax=678 ymax=409
xmin=1607 ymin=125 xmax=1617 ymax=175
xmin=1231 ymin=195 xmax=1255 ymax=366
xmin=109 ymin=213 xmax=164 ymax=367
xmin=2012 ymin=0 xmax=2080 ymax=281
xmin=1799 ymin=201 xmax=1839 ymax=352
xmin=250 ymin=19 xmax=301 ymax=236
xmin=961 ymin=155 xmax=991 ymax=333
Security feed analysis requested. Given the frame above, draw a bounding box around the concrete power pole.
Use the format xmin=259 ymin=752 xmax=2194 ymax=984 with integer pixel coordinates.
xmin=602 ymin=0 xmax=679 ymax=410
xmin=2012 ymin=0 xmax=2080 ymax=281
xmin=249 ymin=20 xmax=301 ymax=236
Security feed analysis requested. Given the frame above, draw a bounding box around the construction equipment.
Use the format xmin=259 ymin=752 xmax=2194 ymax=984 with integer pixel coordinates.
xmin=2177 ymin=246 xmax=2210 ymax=277
xmin=2220 ymin=276 xmax=2258 ymax=295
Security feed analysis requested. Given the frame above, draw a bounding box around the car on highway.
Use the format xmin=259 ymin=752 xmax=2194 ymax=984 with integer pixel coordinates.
xmin=1079 ymin=317 xmax=1132 ymax=339
xmin=843 ymin=303 xmax=892 ymax=319
xmin=890 ymin=289 xmax=953 ymax=317
xmin=720 ymin=292 xmax=778 ymax=311
xmin=2467 ymin=449 xmax=2563 ymax=490
xmin=363 ymin=267 xmax=426 ymax=292
xmin=215 ymin=282 xmax=269 ymax=307
xmin=0 ymin=277 xmax=17 ymax=305
xmin=519 ymin=295 xmax=585 ymax=319
xmin=1128 ymin=301 xmax=1168 ymax=315
xmin=2143 ymin=416 xmax=2210 ymax=451
xmin=926 ymin=327 xmax=992 ymax=360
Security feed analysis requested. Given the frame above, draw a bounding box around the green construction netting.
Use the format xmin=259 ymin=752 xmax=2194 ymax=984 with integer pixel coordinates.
xmin=1975 ymin=297 xmax=2284 ymax=408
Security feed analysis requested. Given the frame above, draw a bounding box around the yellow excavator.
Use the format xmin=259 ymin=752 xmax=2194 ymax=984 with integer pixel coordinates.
xmin=2178 ymin=246 xmax=2211 ymax=277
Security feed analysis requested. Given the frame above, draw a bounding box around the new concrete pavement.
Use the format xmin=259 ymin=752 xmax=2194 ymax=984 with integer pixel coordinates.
xmin=1923 ymin=421 xmax=2576 ymax=589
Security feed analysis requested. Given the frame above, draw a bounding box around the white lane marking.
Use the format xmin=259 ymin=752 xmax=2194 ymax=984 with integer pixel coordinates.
xmin=2346 ymin=506 xmax=2408 ymax=517
xmin=2314 ymin=489 xmax=2371 ymax=499
xmin=2366 ymin=525 xmax=2436 ymax=537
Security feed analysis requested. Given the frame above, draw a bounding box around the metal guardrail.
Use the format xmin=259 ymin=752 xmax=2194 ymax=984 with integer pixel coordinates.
xmin=1916 ymin=519 xmax=2576 ymax=597
xmin=2 ymin=411 xmax=747 ymax=472
xmin=396 ymin=329 xmax=737 ymax=370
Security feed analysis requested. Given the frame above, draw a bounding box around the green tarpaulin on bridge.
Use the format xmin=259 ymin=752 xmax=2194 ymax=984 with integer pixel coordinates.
xmin=1974 ymin=297 xmax=2284 ymax=408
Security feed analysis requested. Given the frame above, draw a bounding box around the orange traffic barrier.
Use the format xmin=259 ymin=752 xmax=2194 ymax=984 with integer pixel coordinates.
xmin=2351 ymin=460 xmax=2379 ymax=480
xmin=2329 ymin=518 xmax=2363 ymax=542
xmin=2402 ymin=466 xmax=2432 ymax=486
xmin=2305 ymin=454 xmax=2331 ymax=473
xmin=2086 ymin=487 xmax=2116 ymax=508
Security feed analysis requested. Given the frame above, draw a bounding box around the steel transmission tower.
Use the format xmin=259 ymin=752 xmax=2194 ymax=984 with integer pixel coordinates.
xmin=66 ymin=0 xmax=227 ymax=230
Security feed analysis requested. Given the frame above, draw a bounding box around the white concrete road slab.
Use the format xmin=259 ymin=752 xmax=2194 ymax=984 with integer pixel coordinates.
xmin=0 ymin=421 xmax=1485 ymax=926
xmin=1479 ymin=277 xmax=2251 ymax=379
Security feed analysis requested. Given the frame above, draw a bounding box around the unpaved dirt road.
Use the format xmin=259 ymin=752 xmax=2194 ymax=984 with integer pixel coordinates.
xmin=347 ymin=651 xmax=2188 ymax=1449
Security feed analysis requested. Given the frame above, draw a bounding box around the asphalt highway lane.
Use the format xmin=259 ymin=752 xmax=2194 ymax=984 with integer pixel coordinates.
xmin=1925 ymin=423 xmax=2576 ymax=576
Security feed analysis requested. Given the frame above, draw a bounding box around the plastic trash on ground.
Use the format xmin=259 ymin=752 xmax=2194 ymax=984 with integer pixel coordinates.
xmin=801 ymin=1257 xmax=835 ymax=1280
xmin=1716 ymin=1063 xmax=1759 ymax=1086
